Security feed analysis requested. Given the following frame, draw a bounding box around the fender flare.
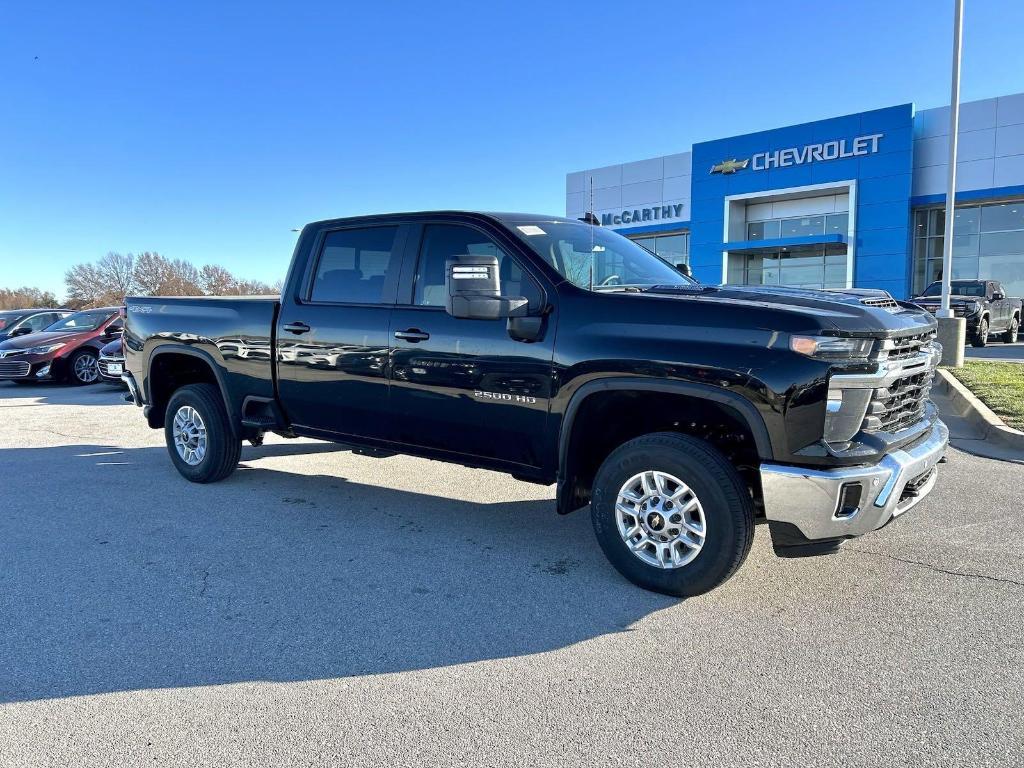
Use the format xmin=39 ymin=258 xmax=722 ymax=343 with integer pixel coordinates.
xmin=146 ymin=344 xmax=239 ymax=437
xmin=555 ymin=377 xmax=773 ymax=513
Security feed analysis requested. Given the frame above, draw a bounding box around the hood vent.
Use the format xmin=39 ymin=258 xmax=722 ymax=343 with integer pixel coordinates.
xmin=861 ymin=296 xmax=900 ymax=312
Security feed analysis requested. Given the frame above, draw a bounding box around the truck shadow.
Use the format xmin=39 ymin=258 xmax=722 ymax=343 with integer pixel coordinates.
xmin=0 ymin=443 xmax=677 ymax=703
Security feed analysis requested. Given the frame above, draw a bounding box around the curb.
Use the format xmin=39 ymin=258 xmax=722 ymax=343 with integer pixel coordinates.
xmin=935 ymin=368 xmax=1024 ymax=450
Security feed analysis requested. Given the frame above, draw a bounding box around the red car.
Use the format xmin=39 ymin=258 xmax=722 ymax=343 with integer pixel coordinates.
xmin=0 ymin=307 xmax=123 ymax=385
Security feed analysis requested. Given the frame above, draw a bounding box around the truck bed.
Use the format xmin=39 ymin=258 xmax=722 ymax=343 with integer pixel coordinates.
xmin=124 ymin=295 xmax=281 ymax=423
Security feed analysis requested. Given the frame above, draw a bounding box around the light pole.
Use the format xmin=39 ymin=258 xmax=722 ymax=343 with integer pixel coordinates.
xmin=934 ymin=0 xmax=967 ymax=366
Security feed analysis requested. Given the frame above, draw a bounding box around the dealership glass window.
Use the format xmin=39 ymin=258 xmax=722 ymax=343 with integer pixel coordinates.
xmin=912 ymin=201 xmax=1024 ymax=297
xmin=746 ymin=220 xmax=781 ymax=241
xmin=727 ymin=245 xmax=848 ymax=290
xmin=627 ymin=231 xmax=690 ymax=267
xmin=746 ymin=212 xmax=848 ymax=241
xmin=780 ymin=215 xmax=825 ymax=238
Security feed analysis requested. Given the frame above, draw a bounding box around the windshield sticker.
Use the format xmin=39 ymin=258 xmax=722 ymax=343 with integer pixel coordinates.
xmin=517 ymin=225 xmax=546 ymax=236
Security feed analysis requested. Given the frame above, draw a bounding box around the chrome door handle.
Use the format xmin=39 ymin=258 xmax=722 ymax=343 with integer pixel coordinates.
xmin=394 ymin=329 xmax=430 ymax=342
xmin=283 ymin=322 xmax=311 ymax=334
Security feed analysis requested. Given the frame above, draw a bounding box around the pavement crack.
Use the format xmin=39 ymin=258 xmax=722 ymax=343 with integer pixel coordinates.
xmin=199 ymin=568 xmax=211 ymax=597
xmin=845 ymin=546 xmax=1024 ymax=587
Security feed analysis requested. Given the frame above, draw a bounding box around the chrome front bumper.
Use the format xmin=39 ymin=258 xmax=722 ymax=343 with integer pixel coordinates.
xmin=760 ymin=419 xmax=948 ymax=541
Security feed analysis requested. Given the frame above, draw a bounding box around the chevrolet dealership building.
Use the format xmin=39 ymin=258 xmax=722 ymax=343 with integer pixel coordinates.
xmin=565 ymin=92 xmax=1024 ymax=299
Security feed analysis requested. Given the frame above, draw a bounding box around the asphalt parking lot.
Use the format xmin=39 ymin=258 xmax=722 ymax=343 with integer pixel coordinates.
xmin=1 ymin=381 xmax=1022 ymax=767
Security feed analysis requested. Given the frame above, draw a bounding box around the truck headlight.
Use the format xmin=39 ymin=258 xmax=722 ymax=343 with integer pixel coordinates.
xmin=965 ymin=301 xmax=982 ymax=315
xmin=26 ymin=342 xmax=66 ymax=355
xmin=790 ymin=335 xmax=873 ymax=361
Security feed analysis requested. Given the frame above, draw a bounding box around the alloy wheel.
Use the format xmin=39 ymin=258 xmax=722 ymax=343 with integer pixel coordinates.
xmin=614 ymin=470 xmax=707 ymax=569
xmin=73 ymin=353 xmax=99 ymax=383
xmin=172 ymin=405 xmax=208 ymax=466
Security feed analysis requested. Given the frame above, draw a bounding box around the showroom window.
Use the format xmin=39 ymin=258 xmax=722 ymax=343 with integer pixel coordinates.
xmin=746 ymin=212 xmax=848 ymax=241
xmin=628 ymin=232 xmax=690 ymax=267
xmin=727 ymin=245 xmax=848 ymax=290
xmin=912 ymin=202 xmax=1024 ymax=296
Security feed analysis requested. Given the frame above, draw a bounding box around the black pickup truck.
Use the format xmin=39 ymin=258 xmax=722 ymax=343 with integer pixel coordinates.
xmin=123 ymin=211 xmax=948 ymax=596
xmin=911 ymin=279 xmax=1022 ymax=347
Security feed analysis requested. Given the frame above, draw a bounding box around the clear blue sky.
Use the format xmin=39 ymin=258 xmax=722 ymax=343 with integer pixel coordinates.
xmin=2 ymin=0 xmax=1023 ymax=298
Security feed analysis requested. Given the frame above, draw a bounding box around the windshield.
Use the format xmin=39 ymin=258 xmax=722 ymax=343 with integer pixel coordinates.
xmin=510 ymin=221 xmax=695 ymax=291
xmin=0 ymin=311 xmax=24 ymax=331
xmin=44 ymin=310 xmax=113 ymax=332
xmin=921 ymin=281 xmax=986 ymax=297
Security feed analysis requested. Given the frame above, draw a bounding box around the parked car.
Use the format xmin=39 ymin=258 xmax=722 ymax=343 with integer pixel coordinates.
xmin=910 ymin=280 xmax=1022 ymax=347
xmin=98 ymin=336 xmax=126 ymax=385
xmin=123 ymin=212 xmax=947 ymax=597
xmin=0 ymin=307 xmax=122 ymax=385
xmin=0 ymin=308 xmax=73 ymax=342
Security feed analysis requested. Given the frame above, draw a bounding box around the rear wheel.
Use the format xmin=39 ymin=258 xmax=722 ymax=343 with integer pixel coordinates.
xmin=1003 ymin=316 xmax=1019 ymax=343
xmin=164 ymin=383 xmax=241 ymax=483
xmin=972 ymin=318 xmax=990 ymax=348
xmin=590 ymin=432 xmax=754 ymax=597
xmin=68 ymin=349 xmax=100 ymax=385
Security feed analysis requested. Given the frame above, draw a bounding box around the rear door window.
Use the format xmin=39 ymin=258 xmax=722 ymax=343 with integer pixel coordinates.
xmin=310 ymin=226 xmax=401 ymax=304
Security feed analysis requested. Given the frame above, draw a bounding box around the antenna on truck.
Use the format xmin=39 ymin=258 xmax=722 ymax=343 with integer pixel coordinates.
xmin=588 ymin=177 xmax=595 ymax=292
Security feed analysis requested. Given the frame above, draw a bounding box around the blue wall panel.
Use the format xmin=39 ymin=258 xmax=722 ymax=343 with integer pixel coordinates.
xmin=689 ymin=104 xmax=915 ymax=296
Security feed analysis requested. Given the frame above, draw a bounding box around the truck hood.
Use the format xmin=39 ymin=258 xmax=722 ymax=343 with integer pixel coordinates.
xmin=640 ymin=284 xmax=936 ymax=337
xmin=0 ymin=330 xmax=89 ymax=351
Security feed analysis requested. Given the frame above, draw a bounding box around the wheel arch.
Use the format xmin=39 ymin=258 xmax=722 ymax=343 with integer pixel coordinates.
xmin=555 ymin=377 xmax=772 ymax=515
xmin=146 ymin=345 xmax=238 ymax=437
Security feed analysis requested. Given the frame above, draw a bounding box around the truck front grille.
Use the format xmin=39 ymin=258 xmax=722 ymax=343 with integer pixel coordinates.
xmin=863 ymin=369 xmax=934 ymax=433
xmin=883 ymin=331 xmax=936 ymax=361
xmin=0 ymin=361 xmax=31 ymax=378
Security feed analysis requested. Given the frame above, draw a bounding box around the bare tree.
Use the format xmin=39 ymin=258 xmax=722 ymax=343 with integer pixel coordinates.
xmin=133 ymin=252 xmax=201 ymax=296
xmin=0 ymin=286 xmax=59 ymax=310
xmin=199 ymin=264 xmax=235 ymax=295
xmin=64 ymin=262 xmax=107 ymax=308
xmin=64 ymin=250 xmax=272 ymax=303
xmin=97 ymin=252 xmax=136 ymax=302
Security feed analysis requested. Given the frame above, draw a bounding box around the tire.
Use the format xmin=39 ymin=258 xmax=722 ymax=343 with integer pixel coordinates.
xmin=1003 ymin=316 xmax=1019 ymax=344
xmin=590 ymin=432 xmax=755 ymax=597
xmin=68 ymin=349 xmax=100 ymax=385
xmin=972 ymin=318 xmax=990 ymax=348
xmin=164 ymin=383 xmax=241 ymax=483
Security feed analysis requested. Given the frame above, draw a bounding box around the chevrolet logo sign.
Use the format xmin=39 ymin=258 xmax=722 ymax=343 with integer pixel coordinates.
xmin=709 ymin=158 xmax=750 ymax=175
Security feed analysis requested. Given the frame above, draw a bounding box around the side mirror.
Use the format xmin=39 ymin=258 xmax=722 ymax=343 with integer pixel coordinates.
xmin=445 ymin=255 xmax=529 ymax=320
xmin=10 ymin=326 xmax=34 ymax=337
xmin=102 ymin=324 xmax=123 ymax=339
xmin=992 ymin=291 xmax=1005 ymax=300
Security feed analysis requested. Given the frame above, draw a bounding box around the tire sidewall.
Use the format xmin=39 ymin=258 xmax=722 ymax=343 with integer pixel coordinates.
xmin=592 ymin=437 xmax=749 ymax=596
xmin=164 ymin=386 xmax=231 ymax=482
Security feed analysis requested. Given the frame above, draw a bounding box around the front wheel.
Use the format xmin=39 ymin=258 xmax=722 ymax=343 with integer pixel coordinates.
xmin=972 ymin=318 xmax=990 ymax=348
xmin=164 ymin=383 xmax=241 ymax=483
xmin=590 ymin=432 xmax=754 ymax=597
xmin=1003 ymin=316 xmax=1019 ymax=343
